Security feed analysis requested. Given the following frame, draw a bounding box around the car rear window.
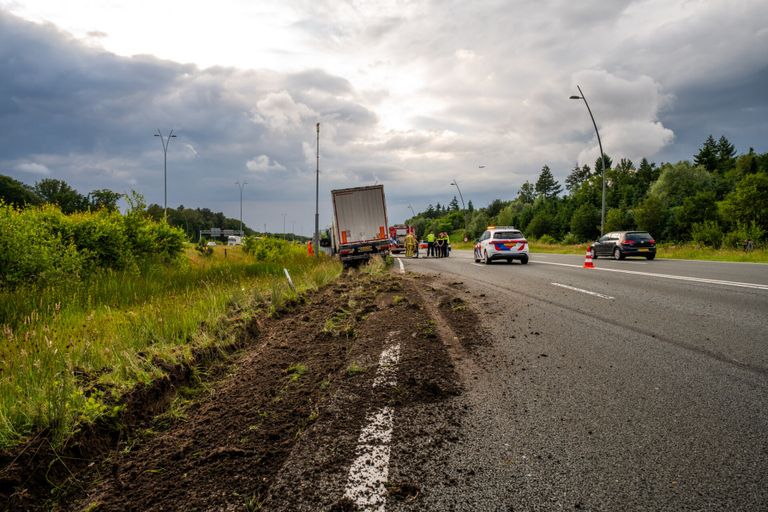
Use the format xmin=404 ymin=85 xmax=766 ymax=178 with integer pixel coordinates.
xmin=626 ymin=232 xmax=652 ymax=241
xmin=493 ymin=231 xmax=524 ymax=239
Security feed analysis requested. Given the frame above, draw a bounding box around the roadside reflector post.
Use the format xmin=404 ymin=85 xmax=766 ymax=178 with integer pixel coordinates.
xmin=283 ymin=268 xmax=296 ymax=292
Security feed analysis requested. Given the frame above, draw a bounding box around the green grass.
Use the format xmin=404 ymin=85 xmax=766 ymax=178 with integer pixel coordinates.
xmin=0 ymin=245 xmax=342 ymax=449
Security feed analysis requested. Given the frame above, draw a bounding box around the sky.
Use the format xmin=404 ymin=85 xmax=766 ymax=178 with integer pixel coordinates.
xmin=1 ymin=0 xmax=766 ymax=235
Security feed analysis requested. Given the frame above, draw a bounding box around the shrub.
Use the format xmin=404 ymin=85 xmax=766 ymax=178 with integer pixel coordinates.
xmin=538 ymin=234 xmax=557 ymax=245
xmin=243 ymin=236 xmax=304 ymax=261
xmin=691 ymin=220 xmax=724 ymax=248
xmin=0 ymin=201 xmax=186 ymax=290
xmin=722 ymin=222 xmax=765 ymax=249
xmin=561 ymin=232 xmax=580 ymax=245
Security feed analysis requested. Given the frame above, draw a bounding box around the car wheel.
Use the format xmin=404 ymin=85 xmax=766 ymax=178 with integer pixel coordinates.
xmin=646 ymin=254 xmax=655 ymax=260
xmin=520 ymin=254 xmax=529 ymax=264
xmin=590 ymin=248 xmax=597 ymax=260
xmin=484 ymin=250 xmax=492 ymax=265
xmin=474 ymin=249 xmax=480 ymax=263
xmin=613 ymin=247 xmax=624 ymax=260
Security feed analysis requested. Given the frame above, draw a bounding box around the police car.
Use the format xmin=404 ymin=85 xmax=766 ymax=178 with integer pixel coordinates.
xmin=474 ymin=226 xmax=529 ymax=264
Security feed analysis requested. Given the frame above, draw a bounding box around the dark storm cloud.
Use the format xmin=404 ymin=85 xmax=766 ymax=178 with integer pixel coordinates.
xmin=0 ymin=9 xmax=380 ymax=229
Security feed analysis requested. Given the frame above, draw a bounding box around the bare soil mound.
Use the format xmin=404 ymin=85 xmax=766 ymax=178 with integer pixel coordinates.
xmin=2 ymin=269 xmax=480 ymax=511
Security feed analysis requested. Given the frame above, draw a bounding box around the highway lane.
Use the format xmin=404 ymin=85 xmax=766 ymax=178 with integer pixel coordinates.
xmin=390 ymin=251 xmax=768 ymax=511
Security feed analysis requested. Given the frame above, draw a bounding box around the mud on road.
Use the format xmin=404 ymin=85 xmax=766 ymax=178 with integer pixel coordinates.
xmin=3 ymin=269 xmax=481 ymax=511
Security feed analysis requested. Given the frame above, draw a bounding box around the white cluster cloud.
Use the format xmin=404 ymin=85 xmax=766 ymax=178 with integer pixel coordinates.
xmin=246 ymin=155 xmax=287 ymax=173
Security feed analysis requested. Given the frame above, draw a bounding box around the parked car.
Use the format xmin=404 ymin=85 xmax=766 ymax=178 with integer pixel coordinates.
xmin=590 ymin=231 xmax=656 ymax=260
xmin=474 ymin=226 xmax=529 ymax=264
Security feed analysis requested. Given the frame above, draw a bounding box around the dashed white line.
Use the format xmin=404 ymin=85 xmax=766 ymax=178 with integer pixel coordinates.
xmin=533 ymin=261 xmax=768 ymax=291
xmin=343 ymin=331 xmax=401 ymax=510
xmin=551 ymin=282 xmax=615 ymax=300
xmin=373 ymin=343 xmax=401 ymax=388
xmin=343 ymin=408 xmax=394 ymax=512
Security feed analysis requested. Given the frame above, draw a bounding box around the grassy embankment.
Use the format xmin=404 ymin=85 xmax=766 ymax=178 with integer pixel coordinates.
xmin=0 ymin=244 xmax=342 ymax=449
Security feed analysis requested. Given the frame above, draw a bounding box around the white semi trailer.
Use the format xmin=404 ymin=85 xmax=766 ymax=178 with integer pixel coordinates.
xmin=331 ymin=184 xmax=390 ymax=266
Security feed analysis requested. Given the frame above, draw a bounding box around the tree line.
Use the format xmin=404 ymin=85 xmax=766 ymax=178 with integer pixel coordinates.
xmin=0 ymin=175 xmax=253 ymax=240
xmin=407 ymin=135 xmax=768 ymax=248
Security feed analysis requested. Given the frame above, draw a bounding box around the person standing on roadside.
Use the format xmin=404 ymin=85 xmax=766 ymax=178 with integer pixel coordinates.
xmin=427 ymin=231 xmax=436 ymax=257
xmin=441 ymin=231 xmax=450 ymax=257
xmin=435 ymin=232 xmax=445 ymax=258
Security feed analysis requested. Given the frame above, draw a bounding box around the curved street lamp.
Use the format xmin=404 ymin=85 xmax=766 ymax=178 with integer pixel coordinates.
xmin=570 ymin=85 xmax=607 ymax=235
xmin=154 ymin=129 xmax=177 ymax=220
xmin=449 ymin=179 xmax=466 ymax=210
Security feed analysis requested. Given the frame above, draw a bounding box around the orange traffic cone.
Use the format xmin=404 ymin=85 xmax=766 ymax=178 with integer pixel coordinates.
xmin=583 ymin=248 xmax=594 ymax=268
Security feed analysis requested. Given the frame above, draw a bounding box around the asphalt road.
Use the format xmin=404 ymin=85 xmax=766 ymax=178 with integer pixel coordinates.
xmin=391 ymin=250 xmax=768 ymax=511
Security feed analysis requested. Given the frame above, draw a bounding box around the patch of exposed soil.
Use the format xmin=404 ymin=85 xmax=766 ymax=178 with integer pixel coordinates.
xmin=3 ymin=269 xmax=474 ymax=511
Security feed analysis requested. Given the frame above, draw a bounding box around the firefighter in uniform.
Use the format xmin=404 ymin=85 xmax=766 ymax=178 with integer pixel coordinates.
xmin=404 ymin=231 xmax=417 ymax=258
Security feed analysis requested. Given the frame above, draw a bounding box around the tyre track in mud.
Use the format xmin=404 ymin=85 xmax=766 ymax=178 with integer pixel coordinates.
xmin=50 ymin=270 xmax=478 ymax=512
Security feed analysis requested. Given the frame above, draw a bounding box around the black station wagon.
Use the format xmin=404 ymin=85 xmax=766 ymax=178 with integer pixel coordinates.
xmin=590 ymin=231 xmax=656 ymax=260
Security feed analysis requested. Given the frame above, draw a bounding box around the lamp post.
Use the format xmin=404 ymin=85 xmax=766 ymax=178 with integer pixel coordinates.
xmin=154 ymin=129 xmax=177 ymax=220
xmin=313 ymin=122 xmax=320 ymax=258
xmin=450 ymin=178 xmax=468 ymax=237
xmin=407 ymin=203 xmax=416 ymax=218
xmin=235 ymin=180 xmax=247 ymax=235
xmin=570 ymin=85 xmax=607 ymax=235
xmin=449 ymin=179 xmax=466 ymax=210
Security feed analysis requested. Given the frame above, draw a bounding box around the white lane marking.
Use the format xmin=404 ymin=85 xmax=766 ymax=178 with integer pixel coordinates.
xmin=471 ymin=263 xmax=486 ymax=268
xmin=397 ymin=258 xmax=405 ymax=274
xmin=344 ymin=407 xmax=394 ymax=511
xmin=373 ymin=343 xmax=401 ymax=387
xmin=532 ymin=261 xmax=768 ymax=291
xmin=551 ymin=282 xmax=615 ymax=300
xmin=344 ymin=332 xmax=401 ymax=510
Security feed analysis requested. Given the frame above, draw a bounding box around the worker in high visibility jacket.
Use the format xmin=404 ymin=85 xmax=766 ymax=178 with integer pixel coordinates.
xmin=426 ymin=232 xmax=436 ymax=257
xmin=307 ymin=240 xmax=314 ymax=256
xmin=439 ymin=232 xmax=450 ymax=257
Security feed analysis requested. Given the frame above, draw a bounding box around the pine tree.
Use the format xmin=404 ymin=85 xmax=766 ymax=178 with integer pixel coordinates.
xmin=565 ymin=164 xmax=592 ymax=192
xmin=535 ymin=165 xmax=562 ymax=199
xmin=716 ymin=135 xmax=736 ymax=173
xmin=449 ymin=196 xmax=460 ymax=211
xmin=694 ymin=135 xmax=718 ymax=171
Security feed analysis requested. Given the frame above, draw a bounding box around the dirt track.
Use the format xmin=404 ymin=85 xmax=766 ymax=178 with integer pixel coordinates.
xmin=2 ymin=268 xmax=480 ymax=511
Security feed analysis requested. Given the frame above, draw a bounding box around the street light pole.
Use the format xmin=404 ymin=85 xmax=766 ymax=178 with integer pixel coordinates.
xmin=450 ymin=179 xmax=466 ymax=210
xmin=154 ymin=129 xmax=177 ymax=220
xmin=235 ymin=180 xmax=247 ymax=235
xmin=407 ymin=203 xmax=416 ymax=218
xmin=570 ymin=85 xmax=607 ymax=235
xmin=314 ymin=122 xmax=320 ymax=258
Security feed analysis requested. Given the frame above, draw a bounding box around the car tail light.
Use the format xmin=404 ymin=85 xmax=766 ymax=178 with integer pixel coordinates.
xmin=339 ymin=249 xmax=352 ymax=255
xmin=621 ymin=240 xmax=635 ymax=246
xmin=649 ymin=239 xmax=655 ymax=245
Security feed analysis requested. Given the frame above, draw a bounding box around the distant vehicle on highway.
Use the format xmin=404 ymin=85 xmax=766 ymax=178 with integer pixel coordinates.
xmin=590 ymin=231 xmax=656 ymax=260
xmin=474 ymin=226 xmax=529 ymax=264
xmin=206 ymin=241 xmax=217 ymax=247
xmin=227 ymin=235 xmax=242 ymax=246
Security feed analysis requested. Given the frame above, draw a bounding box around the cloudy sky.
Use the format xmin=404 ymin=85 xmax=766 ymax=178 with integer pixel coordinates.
xmin=1 ymin=1 xmax=766 ymax=234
